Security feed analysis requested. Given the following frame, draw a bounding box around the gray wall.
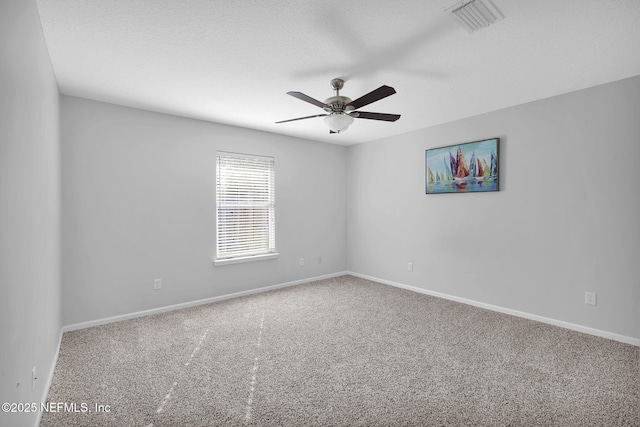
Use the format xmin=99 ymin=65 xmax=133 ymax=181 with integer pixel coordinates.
xmin=0 ymin=0 xmax=62 ymax=426
xmin=61 ymin=96 xmax=347 ymax=326
xmin=1 ymin=3 xmax=637 ymax=425
xmin=347 ymin=75 xmax=640 ymax=341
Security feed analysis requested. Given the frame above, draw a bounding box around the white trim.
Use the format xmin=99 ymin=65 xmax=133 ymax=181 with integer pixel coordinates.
xmin=347 ymin=271 xmax=640 ymax=347
xmin=62 ymin=271 xmax=348 ymax=332
xmin=34 ymin=328 xmax=64 ymax=427
xmin=213 ymin=252 xmax=279 ymax=266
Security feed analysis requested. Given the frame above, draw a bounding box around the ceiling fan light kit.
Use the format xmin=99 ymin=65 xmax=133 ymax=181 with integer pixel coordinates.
xmin=276 ymin=78 xmax=400 ymax=134
xmin=324 ymin=113 xmax=354 ymax=133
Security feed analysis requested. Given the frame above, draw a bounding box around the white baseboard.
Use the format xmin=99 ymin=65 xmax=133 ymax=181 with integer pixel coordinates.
xmin=62 ymin=271 xmax=349 ymax=333
xmin=347 ymin=271 xmax=640 ymax=347
xmin=34 ymin=328 xmax=64 ymax=427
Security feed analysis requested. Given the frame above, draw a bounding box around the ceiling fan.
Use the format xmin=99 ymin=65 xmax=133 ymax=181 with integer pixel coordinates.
xmin=275 ymin=78 xmax=400 ymax=134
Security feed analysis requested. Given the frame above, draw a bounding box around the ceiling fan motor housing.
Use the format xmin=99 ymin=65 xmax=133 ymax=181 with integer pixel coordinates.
xmin=323 ymin=96 xmax=354 ymax=114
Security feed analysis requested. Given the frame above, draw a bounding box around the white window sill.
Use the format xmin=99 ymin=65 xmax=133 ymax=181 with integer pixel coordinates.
xmin=213 ymin=253 xmax=279 ymax=266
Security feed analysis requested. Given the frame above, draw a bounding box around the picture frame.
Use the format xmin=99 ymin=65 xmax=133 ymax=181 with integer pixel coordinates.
xmin=426 ymin=137 xmax=499 ymax=194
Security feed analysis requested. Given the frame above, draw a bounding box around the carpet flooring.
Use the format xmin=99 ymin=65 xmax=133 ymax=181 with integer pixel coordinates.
xmin=40 ymin=275 xmax=639 ymax=426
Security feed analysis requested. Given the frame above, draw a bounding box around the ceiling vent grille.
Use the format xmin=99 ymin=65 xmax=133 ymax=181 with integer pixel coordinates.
xmin=446 ymin=0 xmax=504 ymax=33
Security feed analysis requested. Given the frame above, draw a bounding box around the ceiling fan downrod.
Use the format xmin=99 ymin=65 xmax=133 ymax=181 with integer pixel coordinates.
xmin=324 ymin=78 xmax=354 ymax=115
xmin=330 ymin=78 xmax=344 ymax=95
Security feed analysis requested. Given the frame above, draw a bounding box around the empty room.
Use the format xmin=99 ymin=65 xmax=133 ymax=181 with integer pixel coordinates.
xmin=1 ymin=0 xmax=639 ymax=426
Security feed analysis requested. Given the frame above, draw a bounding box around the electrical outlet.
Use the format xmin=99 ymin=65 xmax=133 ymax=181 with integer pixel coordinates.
xmin=408 ymin=262 xmax=413 ymax=271
xmin=299 ymin=258 xmax=305 ymax=266
xmin=32 ymin=366 xmax=37 ymax=391
xmin=585 ymin=291 xmax=597 ymax=306
xmin=153 ymin=279 xmax=162 ymax=290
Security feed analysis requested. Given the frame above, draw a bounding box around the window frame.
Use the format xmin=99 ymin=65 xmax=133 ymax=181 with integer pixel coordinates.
xmin=214 ymin=151 xmax=278 ymax=266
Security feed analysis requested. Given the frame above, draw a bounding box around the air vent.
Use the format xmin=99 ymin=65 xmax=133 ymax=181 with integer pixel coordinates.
xmin=446 ymin=0 xmax=504 ymax=33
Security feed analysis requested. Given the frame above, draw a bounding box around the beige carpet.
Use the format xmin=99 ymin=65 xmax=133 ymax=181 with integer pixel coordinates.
xmin=41 ymin=275 xmax=639 ymax=426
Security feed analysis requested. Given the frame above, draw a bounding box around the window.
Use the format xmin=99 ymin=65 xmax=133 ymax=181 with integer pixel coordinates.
xmin=215 ymin=152 xmax=276 ymax=265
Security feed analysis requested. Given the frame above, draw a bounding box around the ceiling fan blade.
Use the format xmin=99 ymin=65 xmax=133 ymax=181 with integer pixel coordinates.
xmin=353 ymin=111 xmax=401 ymax=122
xmin=287 ymin=91 xmax=327 ymax=108
xmin=275 ymin=114 xmax=327 ymax=124
xmin=348 ymin=85 xmax=396 ymax=110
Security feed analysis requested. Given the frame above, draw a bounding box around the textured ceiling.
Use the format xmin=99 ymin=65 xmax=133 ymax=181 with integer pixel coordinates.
xmin=36 ymin=0 xmax=640 ymax=145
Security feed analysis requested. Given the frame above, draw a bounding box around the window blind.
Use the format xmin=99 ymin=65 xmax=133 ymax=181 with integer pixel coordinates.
xmin=216 ymin=152 xmax=275 ymax=260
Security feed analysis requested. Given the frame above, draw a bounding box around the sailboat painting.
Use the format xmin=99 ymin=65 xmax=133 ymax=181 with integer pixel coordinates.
xmin=426 ymin=138 xmax=499 ymax=194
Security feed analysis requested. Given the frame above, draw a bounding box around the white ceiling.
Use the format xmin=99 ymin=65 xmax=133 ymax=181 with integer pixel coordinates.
xmin=36 ymin=0 xmax=640 ymax=146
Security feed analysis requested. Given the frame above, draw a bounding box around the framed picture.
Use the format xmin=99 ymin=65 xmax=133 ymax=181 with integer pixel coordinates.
xmin=426 ymin=137 xmax=499 ymax=194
